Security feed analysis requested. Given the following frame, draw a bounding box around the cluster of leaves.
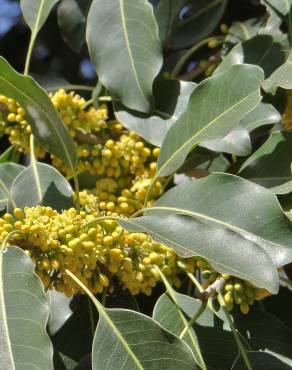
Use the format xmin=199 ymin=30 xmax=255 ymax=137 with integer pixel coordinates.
xmin=1 ymin=0 xmax=292 ymax=369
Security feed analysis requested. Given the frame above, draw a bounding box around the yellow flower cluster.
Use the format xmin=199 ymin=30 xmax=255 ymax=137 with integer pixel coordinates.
xmin=193 ymin=260 xmax=268 ymax=314
xmin=0 ymin=205 xmax=197 ymax=297
xmin=223 ymin=277 xmax=270 ymax=314
xmin=0 ymin=90 xmax=159 ymax=180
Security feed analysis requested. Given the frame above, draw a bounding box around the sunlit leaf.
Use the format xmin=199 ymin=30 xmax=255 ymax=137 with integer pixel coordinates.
xmin=87 ymin=0 xmax=162 ymax=112
xmin=0 ymin=246 xmax=53 ymax=369
xmin=0 ymin=163 xmax=25 ymax=210
xmin=240 ymin=102 xmax=281 ymax=131
xmin=239 ymin=132 xmax=292 ymax=192
xmin=201 ymin=124 xmax=251 ymax=156
xmin=215 ymin=35 xmax=285 ymax=77
xmin=121 ymin=214 xmax=279 ymax=293
xmin=0 ymin=57 xmax=77 ymax=170
xmin=20 ymin=0 xmax=60 ymax=33
xmin=114 ymin=80 xmax=196 ymax=146
xmin=143 ymin=173 xmax=292 ymax=268
xmin=157 ymin=64 xmax=264 ymax=177
xmin=92 ymin=307 xmax=197 ymax=370
xmin=10 ymin=161 xmax=73 ymax=211
xmin=262 ymin=51 xmax=292 ymax=93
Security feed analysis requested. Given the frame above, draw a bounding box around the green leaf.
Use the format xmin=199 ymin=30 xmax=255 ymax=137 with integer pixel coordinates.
xmin=20 ymin=0 xmax=60 ymax=33
xmin=0 ymin=246 xmax=53 ymax=369
xmin=154 ymin=0 xmax=186 ymax=44
xmin=153 ymin=292 xmax=237 ymax=370
xmin=259 ymin=0 xmax=289 ymax=46
xmin=233 ymin=352 xmax=292 ymax=370
xmin=215 ymin=35 xmax=285 ymax=77
xmin=262 ymin=51 xmax=292 ymax=93
xmin=57 ymin=0 xmax=92 ymax=53
xmin=151 ymin=273 xmax=206 ymax=369
xmin=66 ymin=270 xmax=197 ymax=370
xmin=239 ymin=132 xmax=292 ymax=192
xmin=225 ymin=18 xmax=262 ymax=44
xmin=0 ymin=163 xmax=25 ymax=210
xmin=114 ymin=80 xmax=196 ymax=147
xmin=0 ymin=146 xmax=19 ymax=164
xmin=92 ymin=308 xmax=197 ymax=370
xmin=121 ymin=214 xmax=279 ymax=293
xmin=240 ymin=102 xmax=281 ymax=131
xmin=0 ymin=57 xmax=77 ymax=170
xmin=201 ymin=124 xmax=251 ymax=156
xmin=86 ymin=0 xmax=162 ymax=113
xmin=165 ymin=0 xmax=228 ymax=49
xmin=262 ymin=0 xmax=291 ymax=16
xmin=145 ymin=173 xmax=292 ymax=267
xmin=157 ymin=64 xmax=264 ymax=177
xmin=10 ymin=161 xmax=73 ymax=211
xmin=48 ymin=291 xmax=73 ymax=336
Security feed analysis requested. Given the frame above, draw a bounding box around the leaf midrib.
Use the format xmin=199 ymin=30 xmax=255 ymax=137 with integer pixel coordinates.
xmin=119 ymin=0 xmax=149 ymax=107
xmin=158 ymin=88 xmax=260 ymax=175
xmin=146 ymin=205 xmax=286 ymax=254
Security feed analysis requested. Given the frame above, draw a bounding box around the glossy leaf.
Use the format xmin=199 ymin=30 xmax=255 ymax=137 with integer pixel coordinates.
xmin=153 ymin=292 xmax=237 ymax=370
xmin=145 ymin=173 xmax=292 ymax=267
xmin=262 ymin=51 xmax=292 ymax=93
xmin=225 ymin=18 xmax=262 ymax=44
xmin=20 ymin=0 xmax=60 ymax=33
xmin=157 ymin=64 xmax=264 ymax=177
xmin=262 ymin=0 xmax=291 ymax=16
xmin=239 ymin=132 xmax=292 ymax=191
xmin=0 ymin=163 xmax=25 ymax=210
xmin=201 ymin=124 xmax=251 ymax=156
xmin=92 ymin=307 xmax=197 ymax=370
xmin=10 ymin=161 xmax=73 ymax=211
xmin=0 ymin=57 xmax=77 ymax=169
xmin=86 ymin=0 xmax=162 ymax=113
xmin=121 ymin=214 xmax=279 ymax=293
xmin=0 ymin=246 xmax=53 ymax=369
xmin=240 ymin=102 xmax=281 ymax=131
xmin=48 ymin=291 xmax=73 ymax=336
xmin=58 ymin=0 xmax=92 ymax=52
xmin=259 ymin=0 xmax=289 ymax=46
xmin=114 ymin=80 xmax=196 ymax=146
xmin=165 ymin=0 xmax=228 ymax=49
xmin=215 ymin=35 xmax=285 ymax=77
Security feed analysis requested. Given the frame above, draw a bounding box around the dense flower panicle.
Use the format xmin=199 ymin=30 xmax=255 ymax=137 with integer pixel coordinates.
xmin=0 ymin=202 xmax=268 ymax=312
xmin=0 ymin=204 xmax=198 ymax=297
xmin=0 ymin=90 xmax=269 ymax=313
xmin=0 ymin=90 xmax=160 ymax=180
